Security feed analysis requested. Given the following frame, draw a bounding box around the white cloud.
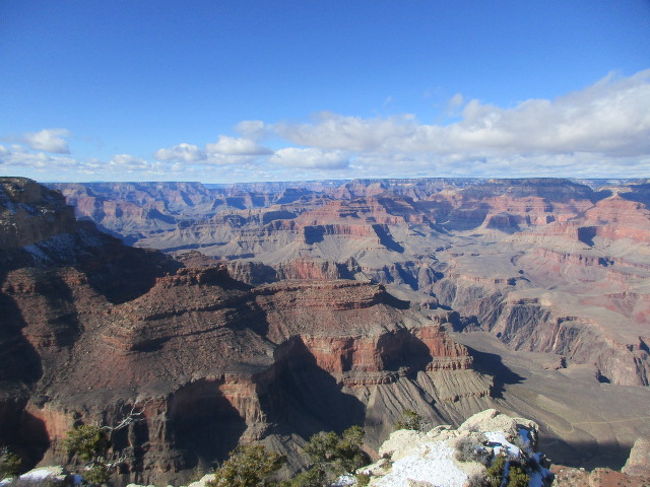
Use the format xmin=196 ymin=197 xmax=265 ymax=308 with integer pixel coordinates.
xmin=0 ymin=144 xmax=77 ymax=168
xmin=7 ymin=70 xmax=650 ymax=181
xmin=154 ymin=143 xmax=206 ymax=162
xmin=235 ymin=120 xmax=267 ymax=140
xmin=23 ymin=128 xmax=71 ymax=153
xmin=276 ymin=113 xmax=415 ymax=152
xmin=203 ymin=153 xmax=260 ymax=165
xmin=109 ymin=154 xmax=151 ymax=171
xmin=153 ymin=136 xmax=269 ymax=166
xmin=270 ymin=147 xmax=349 ymax=170
xmin=275 ymin=70 xmax=650 ymax=160
xmin=206 ymin=135 xmax=271 ymax=155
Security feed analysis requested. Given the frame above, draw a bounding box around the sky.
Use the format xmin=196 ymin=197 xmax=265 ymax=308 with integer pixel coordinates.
xmin=1 ymin=0 xmax=650 ymax=183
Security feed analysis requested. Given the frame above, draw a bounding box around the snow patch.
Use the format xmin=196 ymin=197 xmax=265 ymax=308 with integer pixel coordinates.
xmin=484 ymin=432 xmax=521 ymax=459
xmin=374 ymin=441 xmax=468 ymax=487
xmin=529 ymin=470 xmax=543 ymax=487
xmin=529 ymin=453 xmax=551 ymax=487
xmin=20 ymin=468 xmax=60 ymax=481
xmin=332 ymin=474 xmax=356 ymax=486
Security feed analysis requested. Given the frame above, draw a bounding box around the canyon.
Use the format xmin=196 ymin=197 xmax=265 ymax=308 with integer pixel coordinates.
xmin=52 ymin=178 xmax=650 ymax=389
xmin=1 ymin=178 xmax=496 ymax=485
xmin=1 ymin=177 xmax=649 ymax=484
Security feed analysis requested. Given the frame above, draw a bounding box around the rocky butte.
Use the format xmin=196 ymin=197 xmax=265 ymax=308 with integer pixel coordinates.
xmin=0 ymin=178 xmax=497 ymax=485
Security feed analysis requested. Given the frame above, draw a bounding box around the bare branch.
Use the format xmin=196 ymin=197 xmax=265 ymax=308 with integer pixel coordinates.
xmin=101 ymin=404 xmax=144 ymax=432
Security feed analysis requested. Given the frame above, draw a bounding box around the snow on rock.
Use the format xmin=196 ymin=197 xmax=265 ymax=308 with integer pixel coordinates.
xmin=358 ymin=458 xmax=392 ymax=477
xmin=186 ymin=473 xmax=216 ymax=487
xmin=373 ymin=440 xmax=468 ymax=487
xmin=362 ymin=409 xmax=550 ymax=487
xmin=484 ymin=431 xmax=521 ymax=459
xmin=333 ymin=474 xmax=356 ymax=486
xmin=378 ymin=429 xmax=426 ymax=460
xmin=20 ymin=466 xmax=65 ymax=480
xmin=19 ymin=466 xmax=67 ymax=482
xmin=458 ymin=409 xmax=538 ymax=449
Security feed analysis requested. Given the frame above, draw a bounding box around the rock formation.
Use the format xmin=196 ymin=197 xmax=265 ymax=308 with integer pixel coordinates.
xmin=50 ymin=178 xmax=650 ymax=388
xmin=622 ymin=437 xmax=650 ymax=477
xmin=359 ymin=408 xmax=549 ymax=487
xmin=0 ymin=178 xmax=495 ymax=485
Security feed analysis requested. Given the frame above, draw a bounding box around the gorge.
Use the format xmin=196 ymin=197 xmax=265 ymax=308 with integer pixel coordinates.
xmin=1 ymin=177 xmax=650 ymax=485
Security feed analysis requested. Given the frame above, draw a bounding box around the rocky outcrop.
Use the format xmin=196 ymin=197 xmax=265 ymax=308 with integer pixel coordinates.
xmin=14 ymin=272 xmax=492 ymax=485
xmin=0 ymin=178 xmax=77 ymax=249
xmin=360 ymin=408 xmax=549 ymax=487
xmin=27 ymin=176 xmax=650 ymax=479
xmin=551 ymin=465 xmax=650 ymax=487
xmin=622 ymin=437 xmax=650 ymax=477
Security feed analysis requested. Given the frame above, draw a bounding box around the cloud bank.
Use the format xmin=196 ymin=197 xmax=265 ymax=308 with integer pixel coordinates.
xmin=270 ymin=147 xmax=349 ymax=169
xmin=276 ymin=70 xmax=650 ymax=159
xmin=2 ymin=70 xmax=650 ymax=181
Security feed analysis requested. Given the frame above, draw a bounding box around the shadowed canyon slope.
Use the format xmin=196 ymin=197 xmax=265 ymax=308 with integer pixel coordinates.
xmin=0 ymin=178 xmax=496 ymax=485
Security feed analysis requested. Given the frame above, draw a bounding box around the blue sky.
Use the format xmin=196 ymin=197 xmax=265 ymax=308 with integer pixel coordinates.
xmin=1 ymin=0 xmax=649 ymax=182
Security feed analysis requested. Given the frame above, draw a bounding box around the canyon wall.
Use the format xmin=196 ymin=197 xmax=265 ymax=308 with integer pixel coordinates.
xmin=55 ymin=178 xmax=650 ymax=388
xmin=0 ymin=178 xmax=496 ymax=484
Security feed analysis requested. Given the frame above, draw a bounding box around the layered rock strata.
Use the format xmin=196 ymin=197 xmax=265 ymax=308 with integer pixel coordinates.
xmin=50 ymin=178 xmax=650 ymax=387
xmin=0 ymin=178 xmax=494 ymax=485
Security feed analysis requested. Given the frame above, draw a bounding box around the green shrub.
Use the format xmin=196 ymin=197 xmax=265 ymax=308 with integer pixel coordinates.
xmin=304 ymin=432 xmax=340 ymax=465
xmin=486 ymin=455 xmax=506 ymax=487
xmin=63 ymin=425 xmax=108 ymax=462
xmin=506 ymin=463 xmax=529 ymax=487
xmin=304 ymin=426 xmax=367 ymax=475
xmin=208 ymin=444 xmax=286 ymax=487
xmin=394 ymin=410 xmax=423 ymax=431
xmin=84 ymin=463 xmax=110 ymax=486
xmin=332 ymin=426 xmax=367 ymax=474
xmin=285 ymin=465 xmax=328 ymax=487
xmin=0 ymin=447 xmax=22 ymax=478
xmin=290 ymin=426 xmax=368 ymax=487
xmin=355 ymin=473 xmax=370 ymax=487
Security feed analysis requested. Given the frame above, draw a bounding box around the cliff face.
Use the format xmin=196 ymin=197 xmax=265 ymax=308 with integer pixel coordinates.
xmin=65 ymin=178 xmax=650 ymax=388
xmin=0 ymin=178 xmax=77 ymax=249
xmin=0 ymin=178 xmax=495 ymax=485
xmin=41 ymin=177 xmax=650 ymax=474
xmin=8 ymin=270 xmax=493 ymax=484
xmin=49 ymin=178 xmax=650 ymax=388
